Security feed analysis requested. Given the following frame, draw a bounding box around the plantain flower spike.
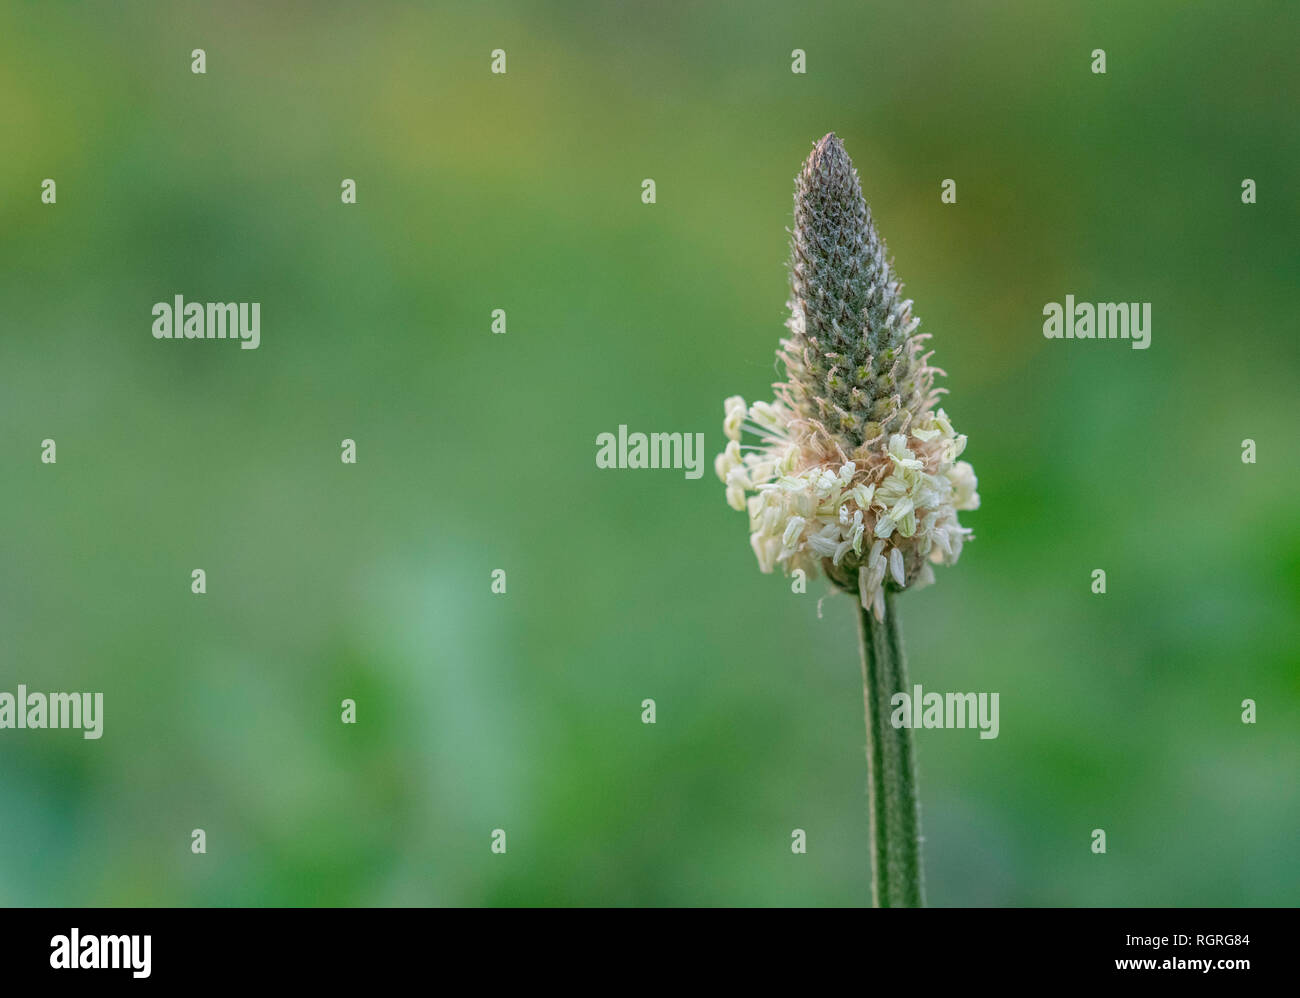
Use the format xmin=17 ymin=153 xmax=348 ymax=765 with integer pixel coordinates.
xmin=716 ymin=133 xmax=979 ymax=619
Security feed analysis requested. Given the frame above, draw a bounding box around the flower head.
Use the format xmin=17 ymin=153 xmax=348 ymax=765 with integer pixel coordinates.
xmin=717 ymin=135 xmax=979 ymax=618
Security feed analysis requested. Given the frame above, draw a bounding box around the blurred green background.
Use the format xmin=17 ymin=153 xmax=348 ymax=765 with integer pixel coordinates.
xmin=1 ymin=0 xmax=1296 ymax=906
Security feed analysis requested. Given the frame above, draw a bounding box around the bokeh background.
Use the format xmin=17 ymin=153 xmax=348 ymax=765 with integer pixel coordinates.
xmin=1 ymin=0 xmax=1296 ymax=906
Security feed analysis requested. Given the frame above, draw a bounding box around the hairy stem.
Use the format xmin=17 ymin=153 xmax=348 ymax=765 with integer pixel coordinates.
xmin=856 ymin=591 xmax=924 ymax=907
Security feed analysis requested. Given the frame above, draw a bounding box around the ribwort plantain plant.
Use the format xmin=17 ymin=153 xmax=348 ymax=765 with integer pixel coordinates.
xmin=715 ymin=134 xmax=979 ymax=906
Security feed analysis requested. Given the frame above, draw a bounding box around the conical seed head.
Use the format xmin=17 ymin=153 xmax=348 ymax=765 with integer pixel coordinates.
xmin=781 ymin=133 xmax=935 ymax=448
xmin=714 ymin=134 xmax=978 ymax=617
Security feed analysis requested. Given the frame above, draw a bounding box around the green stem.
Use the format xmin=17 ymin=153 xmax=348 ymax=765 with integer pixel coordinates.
xmin=856 ymin=590 xmax=925 ymax=907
